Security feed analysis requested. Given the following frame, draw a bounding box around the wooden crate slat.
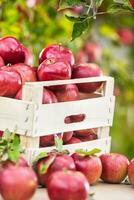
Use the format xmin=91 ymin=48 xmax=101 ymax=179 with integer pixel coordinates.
xmin=25 ymin=137 xmax=111 ymax=164
xmin=29 ymin=96 xmax=115 ymax=136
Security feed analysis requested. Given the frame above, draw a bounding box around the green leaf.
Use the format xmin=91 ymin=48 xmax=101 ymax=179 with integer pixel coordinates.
xmin=54 ymin=135 xmax=63 ymax=152
xmin=108 ymin=3 xmax=132 ymax=13
xmin=8 ymin=149 xmax=20 ymax=163
xmin=75 ymin=148 xmax=101 ymax=156
xmin=33 ymin=151 xmax=48 ymax=164
xmin=59 ymin=0 xmax=86 ymax=10
xmin=65 ymin=15 xmax=86 ymax=22
xmin=72 ymin=18 xmax=90 ymax=40
xmin=39 ymin=155 xmax=56 ymax=174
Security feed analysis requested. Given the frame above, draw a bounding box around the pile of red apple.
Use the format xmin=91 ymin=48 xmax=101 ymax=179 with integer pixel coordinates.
xmin=0 ymin=36 xmax=104 ymax=146
xmin=1 ymin=147 xmax=134 ymax=200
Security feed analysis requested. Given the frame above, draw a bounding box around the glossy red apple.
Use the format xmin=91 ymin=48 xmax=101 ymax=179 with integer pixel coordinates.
xmin=35 ymin=153 xmax=76 ymax=186
xmin=2 ymin=156 xmax=29 ymax=168
xmin=100 ymin=153 xmax=129 ymax=183
xmin=72 ymin=153 xmax=102 ymax=185
xmin=11 ymin=63 xmax=37 ymax=84
xmin=72 ymin=63 xmax=103 ymax=93
xmin=128 ymin=158 xmax=134 ymax=186
xmin=0 ymin=56 xmax=5 ymax=67
xmin=37 ymin=57 xmax=71 ymax=81
xmin=0 ymin=68 xmax=22 ymax=97
xmin=55 ymin=84 xmax=79 ymax=102
xmin=117 ymin=28 xmax=134 ymax=45
xmin=66 ymin=137 xmax=82 ymax=144
xmin=22 ymin=46 xmax=34 ymax=66
xmin=0 ymin=36 xmax=25 ymax=65
xmin=39 ymin=44 xmax=75 ymax=66
xmin=84 ymin=42 xmax=102 ymax=62
xmin=0 ymin=164 xmax=38 ymax=200
xmin=47 ymin=170 xmax=90 ymax=200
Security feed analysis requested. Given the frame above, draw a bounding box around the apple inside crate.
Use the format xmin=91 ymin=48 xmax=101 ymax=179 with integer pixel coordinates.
xmin=0 ymin=76 xmax=115 ymax=163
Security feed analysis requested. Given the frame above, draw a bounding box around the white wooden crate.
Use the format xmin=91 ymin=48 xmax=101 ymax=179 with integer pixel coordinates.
xmin=0 ymin=76 xmax=115 ymax=163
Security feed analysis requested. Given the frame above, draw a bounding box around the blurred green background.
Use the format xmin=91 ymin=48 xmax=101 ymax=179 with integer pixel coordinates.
xmin=0 ymin=0 xmax=134 ymax=159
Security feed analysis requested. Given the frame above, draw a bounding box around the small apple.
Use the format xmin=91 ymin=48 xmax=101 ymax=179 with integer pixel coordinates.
xmin=84 ymin=42 xmax=102 ymax=62
xmin=75 ymin=50 xmax=89 ymax=64
xmin=39 ymin=44 xmax=75 ymax=66
xmin=72 ymin=151 xmax=102 ymax=185
xmin=72 ymin=63 xmax=103 ymax=93
xmin=100 ymin=153 xmax=129 ymax=183
xmin=22 ymin=45 xmax=34 ymax=66
xmin=74 ymin=128 xmax=97 ymax=137
xmin=117 ymin=28 xmax=134 ymax=45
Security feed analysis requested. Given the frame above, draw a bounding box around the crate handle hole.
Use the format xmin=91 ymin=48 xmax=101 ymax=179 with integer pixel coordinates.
xmin=64 ymin=114 xmax=86 ymax=124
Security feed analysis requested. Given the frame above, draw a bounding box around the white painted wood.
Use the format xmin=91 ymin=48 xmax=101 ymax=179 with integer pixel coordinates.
xmin=97 ymin=127 xmax=110 ymax=138
xmin=31 ymin=96 xmax=115 ymax=136
xmin=25 ymin=76 xmax=112 ymax=87
xmin=0 ymin=97 xmax=35 ymax=135
xmin=103 ymin=77 xmax=114 ymax=96
xmin=25 ymin=137 xmax=111 ymax=164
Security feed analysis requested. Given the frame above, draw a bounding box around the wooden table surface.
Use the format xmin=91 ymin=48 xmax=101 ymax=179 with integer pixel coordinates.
xmin=0 ymin=182 xmax=133 ymax=200
xmin=31 ymin=182 xmax=134 ymax=200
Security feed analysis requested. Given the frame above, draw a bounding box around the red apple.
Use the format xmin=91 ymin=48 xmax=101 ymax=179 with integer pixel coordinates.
xmin=35 ymin=153 xmax=76 ymax=186
xmin=66 ymin=137 xmax=82 ymax=144
xmin=0 ymin=56 xmax=5 ymax=67
xmin=79 ymin=133 xmax=98 ymax=142
xmin=47 ymin=170 xmax=90 ymax=200
xmin=0 ymin=164 xmax=38 ymax=200
xmin=100 ymin=153 xmax=129 ymax=183
xmin=22 ymin=46 xmax=34 ymax=66
xmin=0 ymin=68 xmax=22 ymax=97
xmin=75 ymin=50 xmax=89 ymax=64
xmin=128 ymin=158 xmax=134 ymax=186
xmin=74 ymin=128 xmax=97 ymax=137
xmin=39 ymin=44 xmax=75 ymax=66
xmin=117 ymin=28 xmax=134 ymax=45
xmin=15 ymin=87 xmax=58 ymax=103
xmin=2 ymin=156 xmax=29 ymax=168
xmin=37 ymin=57 xmax=71 ymax=81
xmin=0 ymin=36 xmax=25 ymax=65
xmin=55 ymin=84 xmax=79 ymax=102
xmin=72 ymin=63 xmax=103 ymax=93
xmin=84 ymin=42 xmax=102 ymax=62
xmin=40 ymin=131 xmax=73 ymax=147
xmin=0 ymin=130 xmax=3 ymax=137
xmin=72 ymin=153 xmax=102 ymax=185
xmin=10 ymin=63 xmax=37 ymax=84
xmin=129 ymin=0 xmax=134 ymax=9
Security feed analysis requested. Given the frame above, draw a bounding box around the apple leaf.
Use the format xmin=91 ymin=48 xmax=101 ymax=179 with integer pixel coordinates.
xmin=75 ymin=148 xmax=101 ymax=156
xmin=54 ymin=134 xmax=63 ymax=152
xmin=0 ymin=129 xmax=23 ymax=164
xmin=108 ymin=3 xmax=132 ymax=13
xmin=33 ymin=151 xmax=48 ymax=164
xmin=72 ymin=17 xmax=91 ymax=40
xmin=39 ymin=155 xmax=56 ymax=174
